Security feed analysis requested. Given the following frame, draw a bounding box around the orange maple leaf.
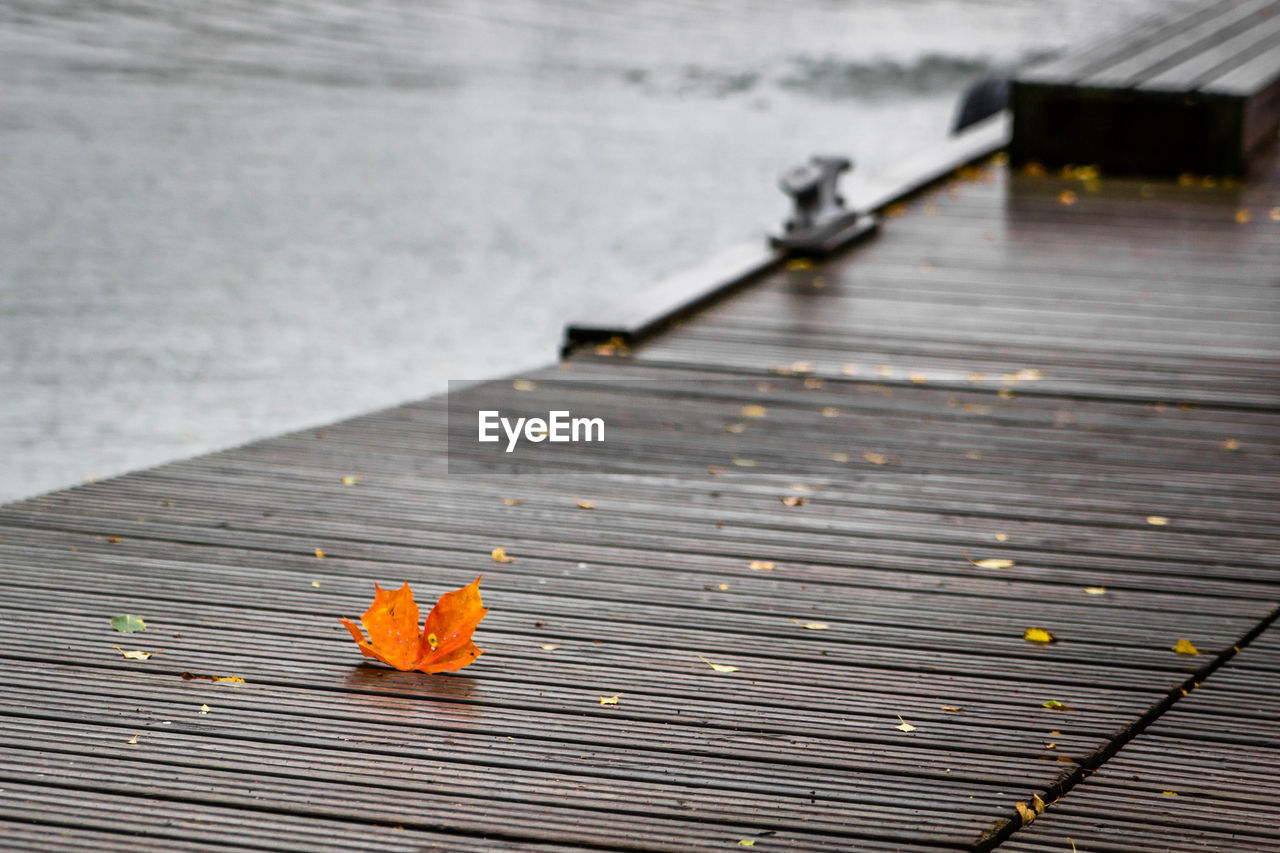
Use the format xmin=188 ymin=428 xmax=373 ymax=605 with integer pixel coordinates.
xmin=340 ymin=577 xmax=487 ymax=673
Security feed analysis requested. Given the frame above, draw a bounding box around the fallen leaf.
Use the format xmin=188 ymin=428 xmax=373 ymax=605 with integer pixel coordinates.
xmin=1015 ymin=800 xmax=1036 ymax=825
xmin=724 ymin=422 xmax=746 ymax=434
xmin=1023 ymin=627 xmax=1058 ymax=644
xmin=707 ymin=466 xmax=726 ymax=475
xmin=1172 ymin=638 xmax=1200 ymax=655
xmin=106 ymin=536 xmax=122 ymax=544
xmin=599 ymin=695 xmax=620 ymax=705
xmin=731 ymin=458 xmax=756 ymax=467
xmin=1044 ymin=742 xmax=1057 ymax=749
xmin=1058 ymin=190 xmax=1077 ymax=206
xmin=1222 ymin=438 xmax=1241 ymax=451
xmin=491 ymin=547 xmax=514 ymax=563
xmin=502 ymin=498 xmax=525 ymax=506
xmin=792 ymin=619 xmax=830 ymax=630
xmin=994 ymin=533 xmax=1009 ymax=542
xmin=791 ymin=361 xmax=815 ymax=374
xmin=1234 ymin=208 xmax=1250 ymax=224
xmin=576 ymin=499 xmax=596 ymax=510
xmin=740 ymin=405 xmax=768 ymax=418
xmin=780 ymin=496 xmax=807 ymax=507
xmin=827 ymin=452 xmax=850 ymax=463
xmin=1146 ymin=516 xmax=1169 ymax=526
xmin=821 ymin=407 xmax=840 ymax=418
xmin=785 ymin=258 xmax=813 ymax=271
xmin=340 ymin=578 xmax=488 ymax=674
xmin=909 ymin=372 xmax=928 ymax=384
xmin=1162 ymin=791 xmax=1178 ymax=796
xmin=311 ymin=581 xmax=321 ymax=588
xmin=738 ymin=841 xmax=756 ymax=848
xmin=1032 ymin=793 xmax=1046 ymax=814
xmin=180 ymin=672 xmax=245 ymax=684
xmin=875 ymin=365 xmax=894 ymax=377
xmin=127 ymin=733 xmax=140 ymax=745
xmin=1083 ymin=586 xmax=1106 ymax=595
xmin=1271 ymin=206 xmax=1280 ymax=221
xmin=340 ymin=475 xmax=360 ymax=486
xmin=967 ymin=556 xmax=1014 ymax=570
xmin=112 ymin=646 xmax=158 ymax=661
xmin=512 ymin=380 xmax=537 ymax=391
xmin=200 ymin=704 xmax=210 ymax=715
xmin=697 ymin=654 xmax=739 ymax=673
xmin=997 ymin=388 xmax=1015 ymax=399
xmin=862 ymin=452 xmax=888 ymax=465
xmin=1041 ymin=700 xmax=1071 ymax=711
xmin=110 ymin=615 xmax=147 ymax=633
xmin=940 ymin=706 xmax=961 ymax=713
xmin=749 ymin=561 xmax=775 ymax=571
xmin=314 ymin=548 xmax=326 ymax=559
xmin=895 ymin=716 xmax=916 ymax=733
xmin=540 ymin=644 xmax=560 ymax=651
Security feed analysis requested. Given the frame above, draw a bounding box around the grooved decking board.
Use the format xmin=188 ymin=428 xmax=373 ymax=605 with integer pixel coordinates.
xmin=2 ymin=152 xmax=1278 ymax=849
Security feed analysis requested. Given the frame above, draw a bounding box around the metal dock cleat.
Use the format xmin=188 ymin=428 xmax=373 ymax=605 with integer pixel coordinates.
xmin=771 ymin=155 xmax=878 ymax=256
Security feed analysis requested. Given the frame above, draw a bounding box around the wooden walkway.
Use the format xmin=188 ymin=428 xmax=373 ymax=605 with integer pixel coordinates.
xmin=3 ymin=150 xmax=1279 ymax=849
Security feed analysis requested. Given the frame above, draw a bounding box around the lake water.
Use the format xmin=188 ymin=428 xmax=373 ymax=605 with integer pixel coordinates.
xmin=0 ymin=0 xmax=1197 ymax=503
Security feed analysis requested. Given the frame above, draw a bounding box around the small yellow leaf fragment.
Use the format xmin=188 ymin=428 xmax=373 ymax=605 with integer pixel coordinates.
xmin=1041 ymin=699 xmax=1071 ymax=711
xmin=717 ymin=583 xmax=729 ymax=591
xmin=994 ymin=533 xmax=1009 ymax=542
xmin=1234 ymin=208 xmax=1250 ymax=224
xmin=512 ymin=380 xmax=537 ymax=391
xmin=740 ymin=404 xmax=768 ymax=418
xmin=724 ymin=422 xmax=746 ymax=434
xmin=1222 ymin=438 xmax=1241 ymax=451
xmin=821 ymin=407 xmax=840 ymax=418
xmin=127 ymin=733 xmax=140 ymax=745
xmin=1173 ymin=638 xmax=1200 ymax=655
xmin=697 ymin=654 xmax=739 ymax=674
xmin=1015 ymin=800 xmax=1036 ymax=825
xmin=1083 ymin=586 xmax=1106 ymax=595
xmin=540 ymin=644 xmax=560 ymax=651
xmin=732 ymin=458 xmax=756 ymax=467
xmin=827 ymin=452 xmax=850 ymax=463
xmin=875 ymin=365 xmax=894 ymax=377
xmin=502 ymin=498 xmax=525 ymax=506
xmin=576 ymin=499 xmax=596 ymax=510
xmin=1023 ymin=627 xmax=1057 ymax=644
xmin=310 ymin=581 xmax=321 ymax=588
xmin=314 ymin=548 xmax=325 ymax=559
xmin=780 ymin=496 xmax=807 ymax=507
xmin=738 ymin=841 xmax=756 ymax=848
xmin=968 ymin=556 xmax=1015 ymax=569
xmin=997 ymin=388 xmax=1015 ymax=399
xmin=792 ymin=619 xmax=830 ymax=631
xmin=1147 ymin=515 xmax=1169 ymax=526
xmin=862 ymin=452 xmax=888 ymax=465
xmin=786 ymin=258 xmax=813 ymax=271
xmin=1058 ymin=190 xmax=1077 ymax=206
xmin=200 ymin=704 xmax=210 ymax=715
xmin=895 ymin=716 xmax=917 ymax=733
xmin=340 ymin=475 xmax=359 ymax=486
xmin=940 ymin=705 xmax=961 ymax=713
xmin=599 ymin=695 xmax=620 ymax=705
xmin=1271 ymin=206 xmax=1280 ymax=221
xmin=112 ymin=646 xmax=157 ymax=661
xmin=491 ymin=547 xmax=514 ymax=563
xmin=1044 ymin=742 xmax=1057 ymax=749
xmin=748 ymin=560 xmax=775 ymax=571
xmin=1032 ymin=793 xmax=1046 ymax=814
xmin=909 ymin=372 xmax=928 ymax=384
xmin=1162 ymin=791 xmax=1178 ymax=796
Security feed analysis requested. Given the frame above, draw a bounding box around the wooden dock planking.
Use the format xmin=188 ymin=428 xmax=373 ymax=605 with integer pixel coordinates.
xmin=1 ymin=142 xmax=1279 ymax=850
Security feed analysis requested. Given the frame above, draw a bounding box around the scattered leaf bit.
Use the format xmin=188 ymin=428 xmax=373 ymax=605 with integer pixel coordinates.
xmin=875 ymin=365 xmax=894 ymax=377
xmin=963 ymin=403 xmax=992 ymax=415
xmin=106 ymin=536 xmax=122 ymax=544
xmin=1146 ymin=515 xmax=1169 ymax=526
xmin=786 ymin=258 xmax=813 ymax=271
xmin=540 ymin=644 xmax=560 ymax=651
xmin=1083 ymin=586 xmax=1106 ymax=595
xmin=994 ymin=532 xmax=1009 ymax=542
xmin=788 ymin=483 xmax=812 ymax=492
xmin=1032 ymin=793 xmax=1046 ymax=815
xmin=180 ymin=672 xmax=245 ymax=684
xmin=127 ymin=733 xmax=140 ymax=745
xmin=1172 ymin=638 xmax=1200 ymax=655
xmin=724 ymin=422 xmax=746 ymax=434
xmin=827 ymin=452 xmax=850 ymax=463
xmin=491 ymin=547 xmax=514 ymax=563
xmin=707 ymin=466 xmax=726 ymax=475
xmin=1024 ymin=627 xmax=1058 ymax=644
xmin=340 ymin=475 xmax=360 ymax=486
xmin=339 ymin=578 xmax=487 ymax=674
xmin=997 ymin=388 xmax=1015 ymax=399
xmin=738 ymin=841 xmax=756 ymax=848
xmin=791 ymin=361 xmax=815 ymax=374
xmin=600 ymin=695 xmax=620 ymax=705
xmin=740 ymin=405 xmax=768 ymax=418
xmin=697 ymin=654 xmax=739 ymax=673
xmin=502 ymin=498 xmax=525 ymax=506
xmin=732 ymin=458 xmax=756 ymax=467
xmin=1041 ymin=700 xmax=1071 ymax=711
xmin=717 ymin=583 xmax=729 ymax=591
xmin=112 ymin=646 xmax=158 ymax=661
xmin=895 ymin=716 xmax=917 ymax=733
xmin=1057 ymin=755 xmax=1075 ymax=763
xmin=314 ymin=548 xmax=326 ymax=559
xmin=1058 ymin=190 xmax=1077 ymax=206
xmin=512 ymin=379 xmax=537 ymax=391
xmin=967 ymin=556 xmax=1014 ymax=570
xmin=576 ymin=499 xmax=596 ymax=510
xmin=940 ymin=705 xmax=961 ymax=713
xmin=792 ymin=619 xmax=830 ymax=631
xmin=1015 ymin=800 xmax=1036 ymax=825
xmin=780 ymin=496 xmax=807 ymax=507
xmin=749 ymin=561 xmax=775 ymax=571
xmin=909 ymin=372 xmax=928 ymax=384
xmin=1162 ymin=791 xmax=1178 ymax=796
xmin=966 ymin=371 xmax=987 ymax=381
xmin=1270 ymin=206 xmax=1280 ymax=221
xmin=1044 ymin=742 xmax=1057 ymax=749
xmin=803 ymin=378 xmax=823 ymax=390
xmin=862 ymin=452 xmax=888 ymax=466
xmin=200 ymin=704 xmax=211 ymax=715
xmin=1234 ymin=208 xmax=1251 ymax=224
xmin=110 ymin=615 xmax=147 ymax=633
xmin=821 ymin=407 xmax=840 ymax=418
xmin=1222 ymin=438 xmax=1241 ymax=451
xmin=884 ymin=203 xmax=908 ymax=218
xmin=1022 ymin=162 xmax=1046 ymax=177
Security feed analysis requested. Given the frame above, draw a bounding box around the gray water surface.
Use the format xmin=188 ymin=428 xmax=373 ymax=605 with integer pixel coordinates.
xmin=1 ymin=0 xmax=1199 ymax=502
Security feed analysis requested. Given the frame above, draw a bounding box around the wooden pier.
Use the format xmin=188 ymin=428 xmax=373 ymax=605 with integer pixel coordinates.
xmin=4 ymin=18 xmax=1280 ymax=852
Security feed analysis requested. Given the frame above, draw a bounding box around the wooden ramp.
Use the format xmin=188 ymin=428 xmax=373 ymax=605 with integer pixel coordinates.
xmin=2 ymin=151 xmax=1279 ymax=849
